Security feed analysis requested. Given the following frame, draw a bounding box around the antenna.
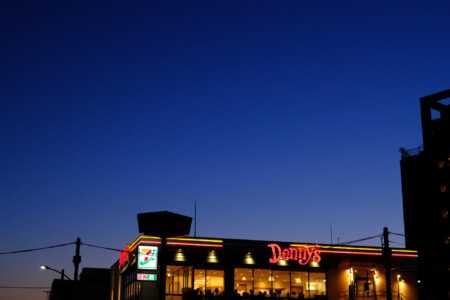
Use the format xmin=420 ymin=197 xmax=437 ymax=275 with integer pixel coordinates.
xmin=330 ymin=222 xmax=333 ymax=245
xmin=194 ymin=201 xmax=197 ymax=237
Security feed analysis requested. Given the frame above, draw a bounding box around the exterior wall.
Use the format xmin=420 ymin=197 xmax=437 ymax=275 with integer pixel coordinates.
xmin=110 ymin=261 xmax=121 ymax=300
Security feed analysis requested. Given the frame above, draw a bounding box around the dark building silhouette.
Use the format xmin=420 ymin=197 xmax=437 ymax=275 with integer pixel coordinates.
xmin=78 ymin=268 xmax=110 ymax=300
xmin=49 ymin=267 xmax=109 ymax=300
xmin=49 ymin=280 xmax=78 ymax=300
xmin=400 ymin=89 xmax=450 ymax=300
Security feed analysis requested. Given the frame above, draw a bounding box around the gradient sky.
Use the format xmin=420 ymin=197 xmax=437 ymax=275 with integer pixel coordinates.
xmin=1 ymin=1 xmax=450 ymax=299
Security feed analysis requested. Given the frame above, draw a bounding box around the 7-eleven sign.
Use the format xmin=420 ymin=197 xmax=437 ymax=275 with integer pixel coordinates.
xmin=138 ymin=246 xmax=158 ymax=270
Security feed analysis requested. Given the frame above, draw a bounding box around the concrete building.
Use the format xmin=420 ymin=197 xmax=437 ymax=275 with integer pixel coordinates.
xmin=399 ymin=89 xmax=450 ymax=300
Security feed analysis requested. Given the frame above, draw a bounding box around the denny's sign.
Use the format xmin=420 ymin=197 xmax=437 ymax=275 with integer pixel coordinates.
xmin=267 ymin=244 xmax=321 ymax=265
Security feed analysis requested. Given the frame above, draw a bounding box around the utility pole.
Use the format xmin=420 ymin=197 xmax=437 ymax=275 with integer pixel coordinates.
xmin=383 ymin=227 xmax=392 ymax=300
xmin=159 ymin=237 xmax=167 ymax=300
xmin=73 ymin=237 xmax=81 ymax=281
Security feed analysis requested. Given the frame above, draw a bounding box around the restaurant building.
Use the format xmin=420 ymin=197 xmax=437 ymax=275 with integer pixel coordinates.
xmin=110 ymin=235 xmax=418 ymax=300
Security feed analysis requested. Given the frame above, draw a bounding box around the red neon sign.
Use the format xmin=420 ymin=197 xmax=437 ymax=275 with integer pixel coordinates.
xmin=119 ymin=245 xmax=130 ymax=270
xmin=268 ymin=244 xmax=321 ymax=265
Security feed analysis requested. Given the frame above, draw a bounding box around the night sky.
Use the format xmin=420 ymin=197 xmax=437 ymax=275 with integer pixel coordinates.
xmin=1 ymin=1 xmax=450 ymax=299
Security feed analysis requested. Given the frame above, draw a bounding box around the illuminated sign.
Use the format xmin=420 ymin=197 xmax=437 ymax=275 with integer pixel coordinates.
xmin=268 ymin=243 xmax=321 ymax=265
xmin=119 ymin=245 xmax=130 ymax=270
xmin=137 ymin=273 xmax=157 ymax=281
xmin=138 ymin=246 xmax=158 ymax=270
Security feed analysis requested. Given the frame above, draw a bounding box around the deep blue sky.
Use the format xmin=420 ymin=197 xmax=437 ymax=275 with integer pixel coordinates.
xmin=1 ymin=1 xmax=450 ymax=299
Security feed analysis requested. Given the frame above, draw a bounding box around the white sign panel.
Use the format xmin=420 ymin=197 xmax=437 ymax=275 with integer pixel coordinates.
xmin=137 ymin=273 xmax=157 ymax=281
xmin=138 ymin=246 xmax=158 ymax=270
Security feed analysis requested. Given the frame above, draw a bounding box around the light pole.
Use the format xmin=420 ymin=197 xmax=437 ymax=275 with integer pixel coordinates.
xmin=40 ymin=265 xmax=72 ymax=280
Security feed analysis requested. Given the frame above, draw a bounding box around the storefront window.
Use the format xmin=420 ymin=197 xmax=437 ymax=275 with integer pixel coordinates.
xmin=308 ymin=272 xmax=326 ymax=298
xmin=167 ymin=265 xmax=193 ymax=297
xmin=235 ymin=268 xmax=254 ymax=296
xmin=290 ymin=271 xmax=308 ymax=299
xmin=206 ymin=270 xmax=224 ymax=295
xmin=167 ymin=265 xmax=184 ymax=294
xmin=254 ymin=269 xmax=271 ymax=296
xmin=194 ymin=269 xmax=207 ymax=294
xmin=272 ymin=271 xmax=290 ymax=298
xmin=236 ymin=269 xmax=326 ymax=299
xmin=192 ymin=268 xmax=224 ymax=296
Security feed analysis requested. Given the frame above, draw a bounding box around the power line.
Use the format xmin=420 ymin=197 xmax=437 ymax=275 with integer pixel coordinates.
xmin=0 ymin=286 xmax=50 ymax=289
xmin=337 ymin=234 xmax=382 ymax=245
xmin=389 ymin=240 xmax=405 ymax=246
xmin=389 ymin=232 xmax=405 ymax=237
xmin=0 ymin=242 xmax=75 ymax=255
xmin=81 ymin=242 xmax=121 ymax=252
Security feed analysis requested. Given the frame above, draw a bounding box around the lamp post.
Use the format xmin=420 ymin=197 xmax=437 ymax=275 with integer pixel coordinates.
xmin=40 ymin=265 xmax=72 ymax=280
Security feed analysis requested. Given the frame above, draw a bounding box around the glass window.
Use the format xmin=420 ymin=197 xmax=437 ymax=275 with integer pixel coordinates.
xmin=272 ymin=271 xmax=290 ymax=298
xmin=234 ymin=268 xmax=254 ymax=296
xmin=254 ymin=269 xmax=271 ymax=297
xmin=167 ymin=265 xmax=185 ymax=294
xmin=194 ymin=269 xmax=206 ymax=294
xmin=166 ymin=266 xmax=193 ymax=295
xmin=308 ymin=272 xmax=326 ymax=298
xmin=232 ymin=268 xmax=326 ymax=299
xmin=187 ymin=266 xmax=193 ymax=291
xmin=290 ymin=271 xmax=308 ymax=299
xmin=206 ymin=270 xmax=224 ymax=295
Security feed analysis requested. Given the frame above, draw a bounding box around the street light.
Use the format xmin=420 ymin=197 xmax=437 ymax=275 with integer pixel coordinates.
xmin=40 ymin=265 xmax=71 ymax=280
